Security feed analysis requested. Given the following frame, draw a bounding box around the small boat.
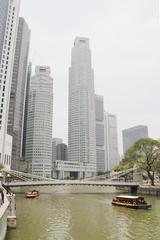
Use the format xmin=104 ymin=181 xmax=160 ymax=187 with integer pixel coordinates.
xmin=25 ymin=190 xmax=39 ymax=198
xmin=112 ymin=195 xmax=151 ymax=209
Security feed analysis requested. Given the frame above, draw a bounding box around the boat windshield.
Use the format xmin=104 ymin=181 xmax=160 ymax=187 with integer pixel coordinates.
xmin=115 ymin=196 xmax=146 ymax=204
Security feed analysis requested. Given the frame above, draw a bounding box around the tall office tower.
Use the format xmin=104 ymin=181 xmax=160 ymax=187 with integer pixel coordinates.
xmin=57 ymin=143 xmax=68 ymax=161
xmin=105 ymin=113 xmax=119 ymax=171
xmin=68 ymin=37 xmax=96 ymax=175
xmin=25 ymin=66 xmax=53 ymax=177
xmin=95 ymin=95 xmax=106 ymax=173
xmin=7 ymin=17 xmax=30 ymax=171
xmin=0 ymin=0 xmax=20 ymax=170
xmin=122 ymin=125 xmax=148 ymax=154
xmin=22 ymin=62 xmax=32 ymax=158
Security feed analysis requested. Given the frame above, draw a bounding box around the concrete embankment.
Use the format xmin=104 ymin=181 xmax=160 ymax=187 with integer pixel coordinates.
xmin=7 ymin=193 xmax=16 ymax=228
xmin=0 ymin=187 xmax=9 ymax=240
xmin=0 ymin=184 xmax=17 ymax=240
xmin=138 ymin=185 xmax=160 ymax=196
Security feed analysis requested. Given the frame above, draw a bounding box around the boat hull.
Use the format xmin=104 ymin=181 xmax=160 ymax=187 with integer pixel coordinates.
xmin=112 ymin=202 xmax=151 ymax=209
xmin=25 ymin=191 xmax=39 ymax=199
xmin=25 ymin=195 xmax=38 ymax=199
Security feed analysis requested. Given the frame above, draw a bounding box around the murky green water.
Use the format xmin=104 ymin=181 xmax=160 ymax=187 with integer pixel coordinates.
xmin=5 ymin=187 xmax=160 ymax=240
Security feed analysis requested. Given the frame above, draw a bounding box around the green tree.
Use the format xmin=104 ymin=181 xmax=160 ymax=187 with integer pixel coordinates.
xmin=116 ymin=138 xmax=160 ymax=186
xmin=114 ymin=145 xmax=138 ymax=171
xmin=155 ymin=159 xmax=160 ymax=179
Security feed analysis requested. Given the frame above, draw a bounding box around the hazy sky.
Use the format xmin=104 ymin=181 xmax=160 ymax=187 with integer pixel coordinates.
xmin=20 ymin=0 xmax=160 ymax=152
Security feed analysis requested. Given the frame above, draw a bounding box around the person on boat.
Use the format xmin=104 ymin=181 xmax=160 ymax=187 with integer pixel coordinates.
xmin=32 ymin=190 xmax=37 ymax=193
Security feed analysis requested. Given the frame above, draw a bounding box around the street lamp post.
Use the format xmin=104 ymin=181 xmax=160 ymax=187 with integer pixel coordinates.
xmin=6 ymin=173 xmax=11 ymax=194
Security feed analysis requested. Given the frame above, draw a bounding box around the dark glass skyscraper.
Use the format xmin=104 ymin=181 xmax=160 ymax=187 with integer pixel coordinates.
xmin=0 ymin=0 xmax=20 ymax=170
xmin=7 ymin=17 xmax=30 ymax=170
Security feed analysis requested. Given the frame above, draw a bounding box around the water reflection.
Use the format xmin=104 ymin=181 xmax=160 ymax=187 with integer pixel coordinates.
xmin=6 ymin=188 xmax=160 ymax=240
xmin=38 ymin=197 xmax=73 ymax=240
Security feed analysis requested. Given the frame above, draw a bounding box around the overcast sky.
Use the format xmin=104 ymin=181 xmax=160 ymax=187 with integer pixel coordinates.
xmin=20 ymin=0 xmax=160 ymax=153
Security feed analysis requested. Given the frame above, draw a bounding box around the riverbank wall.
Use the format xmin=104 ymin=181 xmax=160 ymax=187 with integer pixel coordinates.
xmin=138 ymin=185 xmax=160 ymax=196
xmin=0 ymin=186 xmax=9 ymax=240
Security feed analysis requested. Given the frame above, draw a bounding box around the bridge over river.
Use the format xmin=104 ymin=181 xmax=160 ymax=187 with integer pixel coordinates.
xmin=1 ymin=169 xmax=140 ymax=193
xmin=3 ymin=180 xmax=139 ymax=193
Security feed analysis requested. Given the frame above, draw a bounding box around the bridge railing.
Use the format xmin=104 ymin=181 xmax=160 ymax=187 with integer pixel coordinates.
xmin=110 ymin=168 xmax=135 ymax=180
xmin=5 ymin=170 xmax=55 ymax=183
xmin=82 ymin=168 xmax=135 ymax=182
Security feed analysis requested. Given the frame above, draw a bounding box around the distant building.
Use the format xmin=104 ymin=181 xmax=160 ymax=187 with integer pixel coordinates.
xmin=57 ymin=143 xmax=68 ymax=161
xmin=52 ymin=139 xmax=68 ymax=178
xmin=95 ymin=95 xmax=106 ymax=173
xmin=52 ymin=138 xmax=62 ymax=162
xmin=68 ymin=37 xmax=96 ymax=178
xmin=122 ymin=125 xmax=148 ymax=154
xmin=105 ymin=113 xmax=119 ymax=171
xmin=95 ymin=95 xmax=119 ymax=173
xmin=7 ymin=17 xmax=30 ymax=171
xmin=25 ymin=66 xmax=53 ymax=177
xmin=0 ymin=0 xmax=20 ymax=170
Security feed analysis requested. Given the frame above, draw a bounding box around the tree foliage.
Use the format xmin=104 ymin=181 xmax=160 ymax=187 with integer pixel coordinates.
xmin=115 ymin=138 xmax=160 ymax=185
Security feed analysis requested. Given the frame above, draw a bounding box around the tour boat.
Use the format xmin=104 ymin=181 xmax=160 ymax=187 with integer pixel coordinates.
xmin=25 ymin=190 xmax=39 ymax=198
xmin=112 ymin=195 xmax=151 ymax=209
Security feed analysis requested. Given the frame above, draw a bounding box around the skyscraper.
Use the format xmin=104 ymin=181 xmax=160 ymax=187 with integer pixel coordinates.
xmin=122 ymin=125 xmax=148 ymax=154
xmin=25 ymin=66 xmax=53 ymax=177
xmin=7 ymin=17 xmax=30 ymax=170
xmin=0 ymin=0 xmax=20 ymax=170
xmin=68 ymin=37 xmax=96 ymax=175
xmin=22 ymin=62 xmax=32 ymax=158
xmin=105 ymin=113 xmax=119 ymax=171
xmin=95 ymin=95 xmax=106 ymax=173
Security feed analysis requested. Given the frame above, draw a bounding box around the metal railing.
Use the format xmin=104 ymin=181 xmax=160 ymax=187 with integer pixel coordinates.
xmin=4 ymin=170 xmax=55 ymax=182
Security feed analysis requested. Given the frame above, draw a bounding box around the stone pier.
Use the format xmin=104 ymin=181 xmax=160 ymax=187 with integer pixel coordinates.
xmin=7 ymin=193 xmax=16 ymax=228
xmin=0 ymin=183 xmax=17 ymax=240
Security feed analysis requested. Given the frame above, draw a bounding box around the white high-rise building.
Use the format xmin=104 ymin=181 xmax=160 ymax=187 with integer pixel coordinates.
xmin=95 ymin=95 xmax=106 ymax=173
xmin=105 ymin=113 xmax=119 ymax=171
xmin=68 ymin=37 xmax=96 ymax=177
xmin=25 ymin=66 xmax=53 ymax=177
xmin=0 ymin=0 xmax=20 ymax=170
xmin=95 ymin=96 xmax=119 ymax=173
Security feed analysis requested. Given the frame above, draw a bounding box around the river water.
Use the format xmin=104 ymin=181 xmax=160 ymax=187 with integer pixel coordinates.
xmin=5 ymin=186 xmax=160 ymax=240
